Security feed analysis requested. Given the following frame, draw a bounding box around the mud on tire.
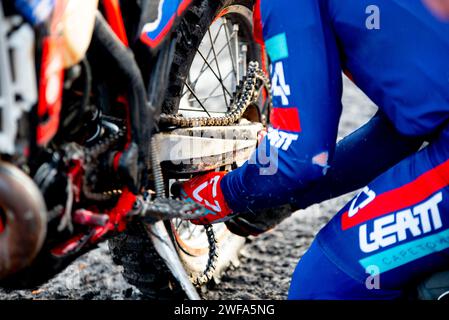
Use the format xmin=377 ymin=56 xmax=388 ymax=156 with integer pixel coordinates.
xmin=108 ymin=221 xmax=185 ymax=299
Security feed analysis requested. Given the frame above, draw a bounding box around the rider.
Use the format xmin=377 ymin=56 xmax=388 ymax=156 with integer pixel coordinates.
xmin=179 ymin=0 xmax=449 ymax=299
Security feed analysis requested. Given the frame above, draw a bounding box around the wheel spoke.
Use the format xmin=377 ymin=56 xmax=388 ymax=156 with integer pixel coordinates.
xmin=176 ymin=219 xmax=184 ymax=230
xmin=223 ymin=18 xmax=238 ymax=86
xmin=196 ymin=49 xmax=233 ymax=98
xmin=179 ymin=11 xmax=249 ymax=120
xmin=207 ymin=29 xmax=230 ymax=109
xmin=181 ymin=73 xmax=193 ymax=98
xmin=190 ymin=22 xmax=226 ymax=89
xmin=188 ymin=224 xmax=199 ymax=240
xmin=187 ymin=91 xmax=232 ymax=104
xmin=201 ymin=70 xmax=234 ymax=105
xmin=183 ymin=81 xmax=212 ymax=117
xmin=191 ymin=23 xmax=239 ymax=91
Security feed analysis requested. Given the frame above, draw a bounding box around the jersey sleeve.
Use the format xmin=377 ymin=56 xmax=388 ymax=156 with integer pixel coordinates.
xmin=221 ymin=0 xmax=343 ymax=212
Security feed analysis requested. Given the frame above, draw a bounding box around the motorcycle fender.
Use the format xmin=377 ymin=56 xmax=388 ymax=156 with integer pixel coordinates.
xmin=60 ymin=0 xmax=99 ymax=68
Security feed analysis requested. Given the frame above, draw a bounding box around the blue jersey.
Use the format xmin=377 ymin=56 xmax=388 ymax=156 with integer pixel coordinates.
xmin=217 ymin=0 xmax=449 ymax=299
xmin=221 ymin=0 xmax=449 ymax=214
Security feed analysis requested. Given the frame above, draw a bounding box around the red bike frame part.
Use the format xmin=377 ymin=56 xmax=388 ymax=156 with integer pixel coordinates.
xmin=36 ymin=1 xmax=67 ymax=146
xmin=102 ymin=0 xmax=129 ymax=46
xmin=90 ymin=188 xmax=137 ymax=243
xmin=50 ymin=189 xmax=136 ymax=257
xmin=0 ymin=212 xmax=4 ymax=233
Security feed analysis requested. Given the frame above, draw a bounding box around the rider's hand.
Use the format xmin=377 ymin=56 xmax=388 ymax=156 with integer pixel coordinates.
xmin=178 ymin=172 xmax=233 ymax=225
xmin=225 ymin=205 xmax=294 ymax=237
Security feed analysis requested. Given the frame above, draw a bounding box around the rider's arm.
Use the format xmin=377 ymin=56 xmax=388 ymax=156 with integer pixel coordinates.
xmin=221 ymin=0 xmax=343 ymax=212
xmin=291 ymin=111 xmax=424 ymax=211
xmin=224 ymin=111 xmax=424 ymax=236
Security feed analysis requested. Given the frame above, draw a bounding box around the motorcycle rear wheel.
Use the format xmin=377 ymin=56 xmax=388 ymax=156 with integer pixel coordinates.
xmin=109 ymin=0 xmax=262 ymax=299
xmin=110 ymin=0 xmax=294 ymax=299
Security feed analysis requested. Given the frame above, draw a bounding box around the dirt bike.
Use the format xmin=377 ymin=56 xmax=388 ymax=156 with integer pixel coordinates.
xmin=0 ymin=0 xmax=294 ymax=299
xmin=3 ymin=0 xmax=445 ymax=301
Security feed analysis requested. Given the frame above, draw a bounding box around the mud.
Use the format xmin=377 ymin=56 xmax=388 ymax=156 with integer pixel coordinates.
xmin=0 ymin=78 xmax=377 ymax=300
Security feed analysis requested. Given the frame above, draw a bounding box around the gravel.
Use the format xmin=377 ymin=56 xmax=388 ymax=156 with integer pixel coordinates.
xmin=0 ymin=77 xmax=377 ymax=300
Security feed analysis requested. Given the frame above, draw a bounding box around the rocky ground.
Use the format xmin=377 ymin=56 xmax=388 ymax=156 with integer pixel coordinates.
xmin=0 ymin=77 xmax=377 ymax=300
